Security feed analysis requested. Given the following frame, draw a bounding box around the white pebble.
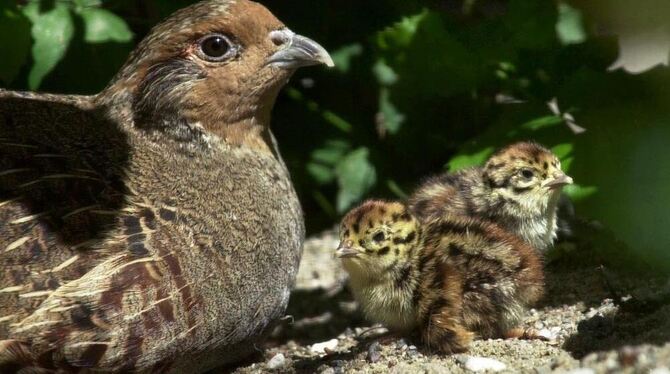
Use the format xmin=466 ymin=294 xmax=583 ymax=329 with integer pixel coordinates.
xmin=266 ymin=353 xmax=286 ymax=370
xmin=310 ymin=339 xmax=339 ymax=353
xmin=650 ymin=368 xmax=670 ymax=374
xmin=461 ymin=356 xmax=507 ymax=372
xmin=536 ymin=328 xmax=556 ymax=340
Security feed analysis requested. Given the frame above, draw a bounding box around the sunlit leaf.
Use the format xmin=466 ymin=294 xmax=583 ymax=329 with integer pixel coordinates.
xmin=79 ymin=8 xmax=133 ymax=44
xmin=330 ymin=43 xmax=363 ymax=73
xmin=376 ymin=10 xmax=428 ymax=50
xmin=372 ymin=59 xmax=398 ymax=85
xmin=27 ymin=3 xmax=74 ymax=89
xmin=335 ymin=148 xmax=377 ymax=213
xmin=563 ymin=184 xmax=597 ymax=201
xmin=307 ymin=163 xmax=335 ymax=185
xmin=521 ymin=115 xmax=563 ymax=131
xmin=447 ymin=146 xmax=495 ymax=171
xmin=378 ymin=87 xmax=405 ymax=134
xmin=556 ymin=2 xmax=587 ymax=45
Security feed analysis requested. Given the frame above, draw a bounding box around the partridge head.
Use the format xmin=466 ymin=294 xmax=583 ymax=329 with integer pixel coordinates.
xmin=409 ymin=141 xmax=572 ymax=251
xmin=0 ymin=1 xmax=331 ymax=372
xmin=101 ymin=0 xmax=334 ymax=150
xmin=338 ymin=200 xmax=544 ymax=353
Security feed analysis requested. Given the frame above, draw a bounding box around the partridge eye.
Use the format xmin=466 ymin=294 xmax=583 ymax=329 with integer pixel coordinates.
xmin=198 ymin=34 xmax=234 ymax=61
xmin=520 ymin=169 xmax=535 ymax=179
xmin=372 ymin=232 xmax=385 ymax=242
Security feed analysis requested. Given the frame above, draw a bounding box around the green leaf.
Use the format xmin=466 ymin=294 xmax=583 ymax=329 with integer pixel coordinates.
xmin=378 ymin=87 xmax=405 ymax=134
xmin=0 ymin=3 xmax=31 ymax=84
xmin=550 ymin=143 xmax=573 ymax=160
xmin=505 ymin=0 xmax=558 ymax=50
xmin=307 ymin=163 xmax=336 ymax=185
xmin=376 ymin=10 xmax=428 ymax=50
xmin=79 ymin=8 xmax=133 ymax=44
xmin=27 ymin=3 xmax=75 ymax=89
xmin=311 ymin=140 xmax=350 ymax=164
xmin=330 ymin=43 xmax=363 ymax=73
xmin=376 ymin=11 xmax=480 ymax=97
xmin=73 ymin=0 xmax=103 ymax=10
xmin=372 ymin=59 xmax=398 ymax=85
xmin=447 ymin=146 xmax=495 ymax=171
xmin=563 ymin=184 xmax=597 ymax=201
xmin=556 ymin=2 xmax=587 ymax=45
xmin=521 ymin=115 xmax=564 ymax=131
xmin=335 ymin=147 xmax=377 ymax=213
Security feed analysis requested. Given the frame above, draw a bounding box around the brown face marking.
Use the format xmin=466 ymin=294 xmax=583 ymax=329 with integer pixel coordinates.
xmin=378 ymin=246 xmax=390 ymax=256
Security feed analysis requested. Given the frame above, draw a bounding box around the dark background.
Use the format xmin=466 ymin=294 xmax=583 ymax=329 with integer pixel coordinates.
xmin=1 ymin=0 xmax=669 ymax=273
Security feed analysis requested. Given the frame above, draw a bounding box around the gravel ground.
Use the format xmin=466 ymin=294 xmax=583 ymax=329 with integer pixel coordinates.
xmin=221 ymin=229 xmax=670 ymax=374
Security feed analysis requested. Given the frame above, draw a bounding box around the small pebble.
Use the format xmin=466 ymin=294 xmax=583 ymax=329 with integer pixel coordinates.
xmin=650 ymin=368 xmax=670 ymax=374
xmin=536 ymin=328 xmax=556 ymax=341
xmin=459 ymin=356 xmax=507 ymax=372
xmin=310 ymin=339 xmax=339 ymax=354
xmin=367 ymin=341 xmax=382 ymax=363
xmin=266 ymin=353 xmax=286 ymax=370
xmin=406 ymin=347 xmax=420 ymax=358
xmin=618 ymin=346 xmax=640 ymax=366
xmin=396 ymin=339 xmax=408 ymax=350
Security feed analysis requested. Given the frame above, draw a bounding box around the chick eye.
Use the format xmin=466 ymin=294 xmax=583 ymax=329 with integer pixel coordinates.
xmin=372 ymin=232 xmax=385 ymax=242
xmin=520 ymin=169 xmax=535 ymax=179
xmin=198 ymin=34 xmax=234 ymax=61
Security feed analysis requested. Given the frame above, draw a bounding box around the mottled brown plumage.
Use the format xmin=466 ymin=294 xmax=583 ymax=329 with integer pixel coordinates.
xmin=409 ymin=142 xmax=573 ymax=251
xmin=337 ymin=200 xmax=544 ymax=353
xmin=0 ymin=1 xmax=332 ymax=372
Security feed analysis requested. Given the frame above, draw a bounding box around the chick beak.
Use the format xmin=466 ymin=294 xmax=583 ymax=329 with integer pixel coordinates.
xmin=336 ymin=244 xmax=360 ymax=259
xmin=544 ymin=172 xmax=574 ymax=189
xmin=267 ymin=29 xmax=334 ymax=69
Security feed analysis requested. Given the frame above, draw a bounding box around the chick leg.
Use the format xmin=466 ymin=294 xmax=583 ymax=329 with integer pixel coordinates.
xmin=421 ymin=307 xmax=474 ymax=354
xmin=504 ymin=327 xmax=554 ymax=342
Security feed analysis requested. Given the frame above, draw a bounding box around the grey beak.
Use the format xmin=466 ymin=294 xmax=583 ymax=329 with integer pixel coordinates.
xmin=267 ymin=29 xmax=334 ymax=69
xmin=544 ymin=173 xmax=574 ymax=189
xmin=336 ymin=245 xmax=359 ymax=259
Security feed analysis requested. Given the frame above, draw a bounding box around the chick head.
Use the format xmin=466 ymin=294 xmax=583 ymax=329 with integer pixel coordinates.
xmin=483 ymin=141 xmax=573 ymax=213
xmin=337 ymin=200 xmax=420 ymax=277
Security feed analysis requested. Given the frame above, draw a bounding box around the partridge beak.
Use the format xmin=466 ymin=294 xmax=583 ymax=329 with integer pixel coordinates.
xmin=336 ymin=244 xmax=359 ymax=259
xmin=544 ymin=172 xmax=574 ymax=189
xmin=267 ymin=29 xmax=334 ymax=69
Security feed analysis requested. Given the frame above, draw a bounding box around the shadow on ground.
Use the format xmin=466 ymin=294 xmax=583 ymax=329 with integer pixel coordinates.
xmin=564 ymin=289 xmax=670 ymax=358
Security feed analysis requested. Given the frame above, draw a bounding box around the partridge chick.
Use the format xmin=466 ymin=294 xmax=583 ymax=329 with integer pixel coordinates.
xmin=337 ymin=200 xmax=544 ymax=353
xmin=0 ymin=0 xmax=332 ymax=372
xmin=409 ymin=142 xmax=573 ymax=251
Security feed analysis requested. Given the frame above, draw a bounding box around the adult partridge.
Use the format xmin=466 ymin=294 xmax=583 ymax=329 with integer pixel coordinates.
xmin=0 ymin=0 xmax=333 ymax=372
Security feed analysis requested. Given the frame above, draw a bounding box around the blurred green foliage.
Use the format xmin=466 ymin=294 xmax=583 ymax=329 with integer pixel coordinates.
xmin=1 ymin=0 xmax=669 ymax=273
